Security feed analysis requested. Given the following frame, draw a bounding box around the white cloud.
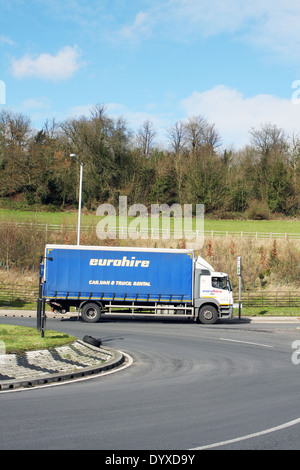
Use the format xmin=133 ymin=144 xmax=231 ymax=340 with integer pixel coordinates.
xmin=64 ymin=87 xmax=300 ymax=150
xmin=11 ymin=45 xmax=82 ymax=81
xmin=113 ymin=1 xmax=300 ymax=61
xmin=35 ymin=84 xmax=300 ymax=151
xmin=180 ymin=85 xmax=300 ymax=148
xmin=0 ymin=35 xmax=14 ymax=46
xmin=21 ymin=97 xmax=51 ymax=110
xmin=239 ymin=1 xmax=300 ymax=60
xmin=168 ymin=0 xmax=258 ymax=36
xmin=116 ymin=11 xmax=154 ymax=43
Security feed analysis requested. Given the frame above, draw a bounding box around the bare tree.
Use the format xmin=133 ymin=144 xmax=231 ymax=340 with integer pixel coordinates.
xmin=205 ymin=122 xmax=222 ymax=150
xmin=249 ymin=122 xmax=288 ymax=156
xmin=136 ymin=119 xmax=156 ymax=158
xmin=0 ymin=109 xmax=31 ymax=148
xmin=290 ymin=131 xmax=300 ymax=195
xmin=167 ymin=121 xmax=186 ymax=154
xmin=183 ymin=115 xmax=221 ymax=155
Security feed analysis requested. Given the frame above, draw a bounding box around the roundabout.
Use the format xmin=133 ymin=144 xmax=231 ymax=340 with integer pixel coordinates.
xmin=1 ymin=313 xmax=300 ymax=450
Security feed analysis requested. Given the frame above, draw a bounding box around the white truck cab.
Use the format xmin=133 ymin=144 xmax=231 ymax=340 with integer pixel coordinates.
xmin=194 ymin=256 xmax=233 ymax=323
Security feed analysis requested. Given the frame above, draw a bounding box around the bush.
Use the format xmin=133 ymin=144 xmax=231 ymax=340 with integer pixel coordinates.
xmin=246 ymin=199 xmax=270 ymax=220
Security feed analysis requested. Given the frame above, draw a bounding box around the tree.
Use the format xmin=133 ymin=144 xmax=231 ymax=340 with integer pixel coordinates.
xmin=60 ymin=105 xmax=134 ymax=208
xmin=167 ymin=121 xmax=186 ymax=154
xmin=0 ymin=109 xmax=32 ymax=196
xmin=289 ymin=132 xmax=300 ymax=204
xmin=248 ymin=123 xmax=292 ymax=213
xmin=136 ymin=120 xmax=157 ymax=158
xmin=183 ymin=115 xmax=221 ymax=155
xmin=249 ymin=122 xmax=288 ymax=156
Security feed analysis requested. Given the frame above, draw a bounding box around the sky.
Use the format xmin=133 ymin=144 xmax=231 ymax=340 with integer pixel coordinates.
xmin=1 ymin=0 xmax=300 ymax=150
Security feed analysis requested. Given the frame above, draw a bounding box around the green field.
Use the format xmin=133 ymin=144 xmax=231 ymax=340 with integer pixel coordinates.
xmin=1 ymin=208 xmax=300 ymax=234
xmin=204 ymin=218 xmax=300 ymax=234
xmin=0 ymin=208 xmax=84 ymax=225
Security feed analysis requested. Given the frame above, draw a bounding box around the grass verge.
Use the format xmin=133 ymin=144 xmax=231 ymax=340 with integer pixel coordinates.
xmin=235 ymin=307 xmax=300 ymax=317
xmin=0 ymin=300 xmax=52 ymax=310
xmin=0 ymin=324 xmax=77 ymax=355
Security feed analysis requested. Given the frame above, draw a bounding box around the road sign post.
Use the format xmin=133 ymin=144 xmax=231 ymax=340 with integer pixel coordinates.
xmin=237 ymin=256 xmax=242 ymax=319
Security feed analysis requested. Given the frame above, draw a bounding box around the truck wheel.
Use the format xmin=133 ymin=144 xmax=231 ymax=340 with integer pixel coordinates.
xmin=81 ymin=303 xmax=102 ymax=323
xmin=198 ymin=305 xmax=218 ymax=324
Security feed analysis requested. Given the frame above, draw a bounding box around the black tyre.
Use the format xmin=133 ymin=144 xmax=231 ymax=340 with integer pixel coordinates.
xmin=83 ymin=335 xmax=101 ymax=348
xmin=81 ymin=302 xmax=102 ymax=323
xmin=198 ymin=305 xmax=218 ymax=324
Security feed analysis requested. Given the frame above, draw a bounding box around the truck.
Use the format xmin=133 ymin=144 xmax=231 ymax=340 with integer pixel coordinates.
xmin=39 ymin=244 xmax=233 ymax=325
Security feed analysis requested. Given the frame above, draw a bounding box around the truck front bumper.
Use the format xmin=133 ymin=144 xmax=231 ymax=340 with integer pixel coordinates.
xmin=219 ymin=304 xmax=233 ymax=318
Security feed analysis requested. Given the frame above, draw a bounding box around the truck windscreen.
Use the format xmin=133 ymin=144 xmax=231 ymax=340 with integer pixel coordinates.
xmin=212 ymin=276 xmax=232 ymax=291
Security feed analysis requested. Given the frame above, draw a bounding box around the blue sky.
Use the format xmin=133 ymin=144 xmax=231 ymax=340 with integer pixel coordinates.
xmin=1 ymin=0 xmax=300 ymax=149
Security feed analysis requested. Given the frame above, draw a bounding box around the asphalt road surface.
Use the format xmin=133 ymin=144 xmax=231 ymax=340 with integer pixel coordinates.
xmin=1 ymin=315 xmax=300 ymax=450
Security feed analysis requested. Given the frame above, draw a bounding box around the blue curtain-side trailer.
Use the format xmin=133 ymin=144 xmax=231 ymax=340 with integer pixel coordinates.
xmin=38 ymin=244 xmax=233 ymax=324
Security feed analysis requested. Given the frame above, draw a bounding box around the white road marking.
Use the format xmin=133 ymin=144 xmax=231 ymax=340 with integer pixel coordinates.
xmin=219 ymin=337 xmax=274 ymax=348
xmin=190 ymin=417 xmax=300 ymax=450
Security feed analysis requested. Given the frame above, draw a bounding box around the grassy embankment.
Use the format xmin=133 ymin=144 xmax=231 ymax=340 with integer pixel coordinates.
xmin=1 ymin=208 xmax=300 ymax=316
xmin=0 ymin=324 xmax=77 ymax=355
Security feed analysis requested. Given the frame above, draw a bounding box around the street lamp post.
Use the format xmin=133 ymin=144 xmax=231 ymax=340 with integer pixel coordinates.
xmin=70 ymin=153 xmax=83 ymax=245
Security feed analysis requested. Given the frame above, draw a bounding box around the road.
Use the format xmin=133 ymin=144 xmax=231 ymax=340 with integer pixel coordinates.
xmin=1 ymin=315 xmax=300 ymax=450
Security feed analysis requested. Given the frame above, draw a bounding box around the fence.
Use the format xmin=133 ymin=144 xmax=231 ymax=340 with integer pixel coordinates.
xmin=239 ymin=291 xmax=300 ymax=307
xmin=0 ymin=284 xmax=38 ymax=304
xmin=2 ymin=221 xmax=300 ymax=240
xmin=0 ymin=284 xmax=299 ymax=308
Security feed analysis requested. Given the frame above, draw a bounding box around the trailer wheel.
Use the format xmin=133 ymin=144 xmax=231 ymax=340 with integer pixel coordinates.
xmin=81 ymin=303 xmax=102 ymax=323
xmin=198 ymin=305 xmax=218 ymax=324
